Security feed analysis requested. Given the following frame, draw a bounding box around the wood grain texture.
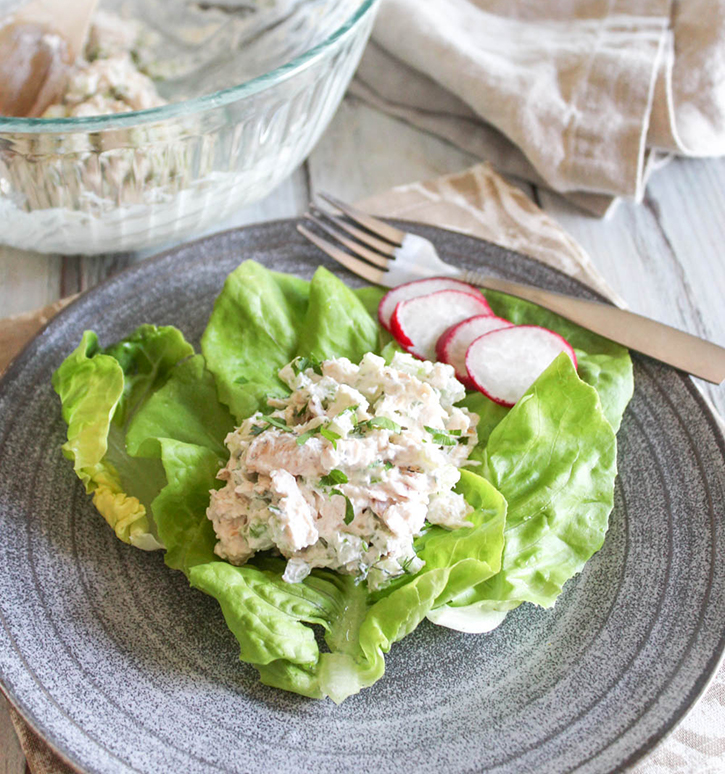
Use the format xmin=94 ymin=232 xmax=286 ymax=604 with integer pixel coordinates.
xmin=308 ymin=96 xmax=483 ymax=202
xmin=0 ymin=694 xmax=26 ymax=774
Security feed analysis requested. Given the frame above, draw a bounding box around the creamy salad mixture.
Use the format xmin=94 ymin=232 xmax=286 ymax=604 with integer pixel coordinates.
xmin=207 ymin=352 xmax=480 ymax=590
xmin=42 ymin=11 xmax=165 ymax=118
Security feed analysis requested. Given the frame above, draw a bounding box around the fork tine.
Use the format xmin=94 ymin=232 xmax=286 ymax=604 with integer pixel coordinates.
xmin=319 ymin=192 xmax=406 ymax=246
xmin=311 ymin=205 xmax=398 ymax=257
xmin=306 ymin=212 xmax=391 ymax=269
xmin=297 ymin=225 xmax=390 ymax=286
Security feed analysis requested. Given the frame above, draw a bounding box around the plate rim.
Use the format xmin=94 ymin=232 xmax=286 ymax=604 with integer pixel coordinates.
xmin=1 ymin=217 xmax=724 ymax=774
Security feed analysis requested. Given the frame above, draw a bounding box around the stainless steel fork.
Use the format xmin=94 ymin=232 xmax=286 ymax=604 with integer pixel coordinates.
xmin=297 ymin=193 xmax=725 ymax=384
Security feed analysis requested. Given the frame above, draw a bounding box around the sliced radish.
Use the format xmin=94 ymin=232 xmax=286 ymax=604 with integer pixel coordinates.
xmin=465 ymin=325 xmax=577 ymax=407
xmin=436 ymin=315 xmax=514 ymax=388
xmin=391 ymin=290 xmax=493 ymax=361
xmin=378 ymin=277 xmax=489 ymax=331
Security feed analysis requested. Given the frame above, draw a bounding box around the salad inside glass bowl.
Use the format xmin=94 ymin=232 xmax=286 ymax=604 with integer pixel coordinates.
xmin=0 ymin=0 xmax=378 ymax=254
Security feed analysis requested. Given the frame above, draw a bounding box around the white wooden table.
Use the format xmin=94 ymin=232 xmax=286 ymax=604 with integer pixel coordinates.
xmin=1 ymin=94 xmax=724 ymax=773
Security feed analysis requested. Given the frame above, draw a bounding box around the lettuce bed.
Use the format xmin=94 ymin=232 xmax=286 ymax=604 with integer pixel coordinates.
xmin=53 ymin=261 xmax=633 ymax=702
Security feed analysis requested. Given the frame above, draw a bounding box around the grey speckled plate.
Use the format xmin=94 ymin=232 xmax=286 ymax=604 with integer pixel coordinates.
xmin=1 ymin=220 xmax=724 ymax=774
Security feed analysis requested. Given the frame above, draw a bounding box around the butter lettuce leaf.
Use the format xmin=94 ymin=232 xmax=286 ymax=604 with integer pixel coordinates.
xmin=450 ymin=354 xmax=617 ymax=618
xmin=201 ymin=261 xmax=310 ymax=421
xmin=126 ymin=354 xmax=234 ymax=459
xmin=296 ymin=267 xmax=379 ymax=362
xmin=52 ymin=326 xmax=194 ymax=549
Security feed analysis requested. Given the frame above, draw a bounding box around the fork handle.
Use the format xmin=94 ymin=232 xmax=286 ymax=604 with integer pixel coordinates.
xmin=460 ymin=271 xmax=725 ymax=384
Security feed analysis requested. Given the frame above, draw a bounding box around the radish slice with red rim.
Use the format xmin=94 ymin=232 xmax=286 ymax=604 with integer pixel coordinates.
xmin=436 ymin=315 xmax=514 ymax=388
xmin=465 ymin=325 xmax=577 ymax=407
xmin=391 ymin=289 xmax=493 ymax=361
xmin=378 ymin=277 xmax=489 ymax=331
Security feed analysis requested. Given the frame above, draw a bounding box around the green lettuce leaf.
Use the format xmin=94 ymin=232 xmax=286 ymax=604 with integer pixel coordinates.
xmin=201 ymin=261 xmax=310 ymax=421
xmin=296 ymin=267 xmax=379 ymax=362
xmin=183 ymin=469 xmax=506 ymax=703
xmin=126 ymin=354 xmax=234 ymax=459
xmin=456 ymin=354 xmax=617 ymax=612
xmin=52 ymin=326 xmax=194 ymax=549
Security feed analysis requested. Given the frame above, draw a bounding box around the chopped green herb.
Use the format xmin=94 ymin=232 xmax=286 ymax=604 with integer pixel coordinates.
xmin=424 ymin=425 xmax=457 ymax=446
xmin=449 ymin=429 xmax=462 ymax=436
xmin=259 ymin=415 xmax=292 ymax=432
xmin=384 ymin=461 xmax=395 ymax=470
xmin=249 ymin=524 xmax=267 ymax=538
xmin=357 ymin=416 xmax=402 ymax=434
xmin=400 ymin=555 xmax=420 ymax=574
xmin=250 ymin=424 xmax=266 ymax=436
xmin=268 ymin=505 xmax=281 ymax=515
xmin=292 ymin=356 xmax=323 ymax=376
xmin=361 ymin=540 xmax=369 ymax=552
xmin=294 ymin=402 xmax=309 ymax=418
xmin=320 ymin=426 xmax=341 ymax=448
xmin=329 ymin=488 xmax=355 ymax=525
xmin=295 ymin=429 xmax=317 ymax=446
xmin=338 ymin=404 xmax=359 ymax=417
xmin=321 ymin=469 xmax=348 ymax=486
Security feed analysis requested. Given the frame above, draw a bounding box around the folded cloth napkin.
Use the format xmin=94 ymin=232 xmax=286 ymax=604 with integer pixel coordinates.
xmin=2 ymin=163 xmax=724 ymax=773
xmin=352 ymin=0 xmax=725 ymax=215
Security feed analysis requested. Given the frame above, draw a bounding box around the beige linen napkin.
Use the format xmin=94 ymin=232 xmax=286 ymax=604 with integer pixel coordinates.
xmin=2 ymin=163 xmax=724 ymax=773
xmin=353 ymin=0 xmax=725 ymax=215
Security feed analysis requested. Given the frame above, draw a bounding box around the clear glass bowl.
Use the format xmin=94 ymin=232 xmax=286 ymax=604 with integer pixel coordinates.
xmin=0 ymin=0 xmax=379 ymax=255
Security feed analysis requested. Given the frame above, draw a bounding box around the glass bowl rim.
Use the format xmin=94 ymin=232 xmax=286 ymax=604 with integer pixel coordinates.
xmin=0 ymin=0 xmax=378 ymax=134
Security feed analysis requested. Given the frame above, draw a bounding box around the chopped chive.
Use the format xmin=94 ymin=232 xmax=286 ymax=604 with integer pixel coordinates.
xmin=296 ymin=429 xmax=317 ymax=446
xmin=259 ymin=415 xmax=292 ymax=432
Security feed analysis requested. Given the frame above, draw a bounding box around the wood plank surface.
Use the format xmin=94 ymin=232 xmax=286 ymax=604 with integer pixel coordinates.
xmin=0 ymin=694 xmax=26 ymax=774
xmin=1 ymin=94 xmax=724 ymax=771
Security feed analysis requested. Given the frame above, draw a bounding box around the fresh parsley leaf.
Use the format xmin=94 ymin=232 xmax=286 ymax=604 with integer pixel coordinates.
xmin=321 ymin=469 xmax=348 ymax=486
xmin=320 ymin=426 xmax=341 ymax=448
xmin=449 ymin=429 xmax=462 ymax=436
xmin=384 ymin=461 xmax=394 ymax=470
xmin=338 ymin=404 xmax=359 ymax=417
xmin=329 ymin=488 xmax=355 ymax=525
xmin=424 ymin=425 xmax=457 ymax=446
xmin=292 ymin=356 xmax=323 ymax=376
xmin=358 ymin=416 xmax=402 ymax=434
